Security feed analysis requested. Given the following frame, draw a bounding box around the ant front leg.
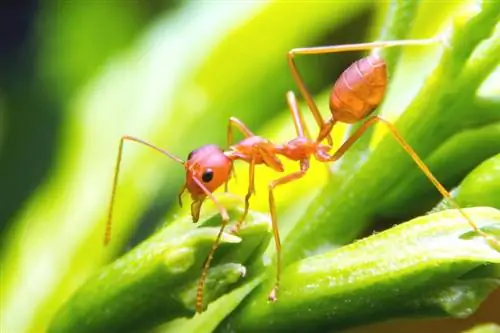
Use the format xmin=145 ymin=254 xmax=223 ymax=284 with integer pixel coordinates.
xmin=105 ymin=135 xmax=184 ymax=246
xmin=288 ymin=38 xmax=439 ymax=146
xmin=225 ymin=117 xmax=255 ymax=192
xmin=267 ymin=159 xmax=310 ymax=302
xmin=191 ymin=177 xmax=233 ymax=313
xmin=319 ymin=115 xmax=500 ymax=249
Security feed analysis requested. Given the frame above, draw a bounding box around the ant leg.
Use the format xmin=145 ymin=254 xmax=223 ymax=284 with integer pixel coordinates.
xmin=286 ymin=91 xmax=311 ymax=139
xmin=231 ymin=155 xmax=257 ymax=234
xmin=227 ymin=117 xmax=255 ymax=146
xmin=105 ymin=135 xmax=184 ymax=246
xmin=268 ymin=159 xmax=310 ymax=302
xmin=316 ymin=117 xmax=337 ymax=144
xmin=177 ymin=182 xmax=186 ymax=208
xmin=287 ymin=49 xmax=332 ymax=146
xmin=320 ymin=115 xmax=500 ymax=248
xmin=290 ymin=38 xmax=438 ymax=58
xmin=288 ymin=38 xmax=438 ymax=146
xmin=191 ymin=177 xmax=232 ymax=313
xmin=225 ymin=117 xmax=256 ymax=192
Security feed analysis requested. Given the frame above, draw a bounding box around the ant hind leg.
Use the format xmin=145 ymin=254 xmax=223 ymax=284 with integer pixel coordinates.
xmin=321 ymin=115 xmax=500 ymax=249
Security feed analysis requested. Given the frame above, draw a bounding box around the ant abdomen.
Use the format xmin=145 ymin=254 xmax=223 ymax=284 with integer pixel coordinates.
xmin=329 ymin=54 xmax=387 ymax=124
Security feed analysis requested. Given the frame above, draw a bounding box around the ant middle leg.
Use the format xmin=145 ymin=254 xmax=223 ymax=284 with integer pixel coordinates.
xmin=225 ymin=117 xmax=256 ymax=192
xmin=227 ymin=117 xmax=255 ymax=148
xmin=231 ymin=156 xmax=257 ymax=234
xmin=267 ymin=159 xmax=310 ymax=302
xmin=286 ymin=90 xmax=311 ymax=140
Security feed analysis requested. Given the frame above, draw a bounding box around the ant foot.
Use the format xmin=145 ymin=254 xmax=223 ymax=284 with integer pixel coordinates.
xmin=268 ymin=287 xmax=278 ymax=302
xmin=239 ymin=266 xmax=247 ymax=278
xmin=195 ymin=303 xmax=205 ymax=314
xmin=230 ymin=222 xmax=242 ymax=234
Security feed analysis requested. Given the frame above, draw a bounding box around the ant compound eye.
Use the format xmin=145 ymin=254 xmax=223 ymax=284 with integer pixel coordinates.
xmin=202 ymin=169 xmax=214 ymax=183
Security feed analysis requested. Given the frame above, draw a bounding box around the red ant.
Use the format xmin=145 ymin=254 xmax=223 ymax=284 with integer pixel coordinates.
xmin=104 ymin=38 xmax=499 ymax=314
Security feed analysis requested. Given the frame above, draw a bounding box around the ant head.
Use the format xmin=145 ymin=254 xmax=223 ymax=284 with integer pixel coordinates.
xmin=184 ymin=144 xmax=232 ymax=221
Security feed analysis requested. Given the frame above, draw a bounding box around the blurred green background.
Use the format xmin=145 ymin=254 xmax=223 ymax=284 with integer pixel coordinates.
xmin=0 ymin=1 xmax=498 ymax=332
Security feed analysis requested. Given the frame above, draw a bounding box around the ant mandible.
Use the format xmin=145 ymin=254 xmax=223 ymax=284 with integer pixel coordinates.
xmin=104 ymin=37 xmax=500 ymax=314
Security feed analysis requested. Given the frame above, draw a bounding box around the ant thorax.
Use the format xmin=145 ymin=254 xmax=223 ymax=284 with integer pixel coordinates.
xmin=226 ymin=136 xmax=284 ymax=172
xmin=277 ymin=137 xmax=317 ymax=161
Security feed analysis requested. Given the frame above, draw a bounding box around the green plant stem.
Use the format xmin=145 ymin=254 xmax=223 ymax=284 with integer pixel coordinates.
xmin=433 ymin=153 xmax=500 ymax=212
xmin=457 ymin=25 xmax=500 ymax=98
xmin=48 ymin=207 xmax=270 ymax=333
xmin=471 ymin=96 xmax=500 ymax=126
xmin=220 ymin=208 xmax=500 ymax=333
xmin=378 ymin=0 xmax=422 ymax=70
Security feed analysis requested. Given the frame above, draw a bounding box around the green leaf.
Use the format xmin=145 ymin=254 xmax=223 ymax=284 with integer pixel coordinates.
xmin=221 ymin=208 xmax=500 ymax=332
